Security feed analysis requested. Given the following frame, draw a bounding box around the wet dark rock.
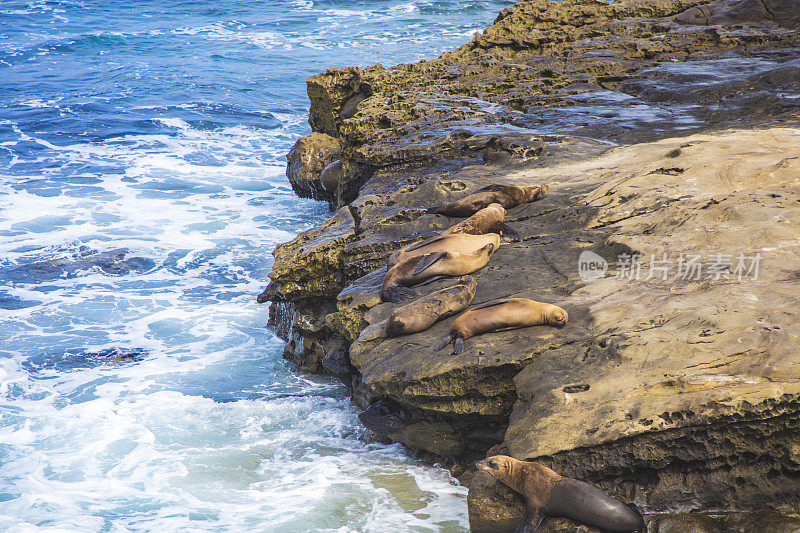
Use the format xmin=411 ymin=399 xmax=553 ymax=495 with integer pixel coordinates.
xmin=676 ymin=0 xmax=800 ymax=28
xmin=285 ymin=132 xmax=341 ymax=205
xmin=320 ymin=336 xmax=355 ymax=381
xmin=9 ymin=247 xmax=155 ymax=283
xmin=23 ymin=347 xmax=148 ymax=373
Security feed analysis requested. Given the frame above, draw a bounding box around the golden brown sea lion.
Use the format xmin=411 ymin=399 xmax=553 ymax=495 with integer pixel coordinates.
xmin=430 ymin=183 xmax=548 ymax=217
xmin=441 ymin=203 xmax=521 ymax=241
xmin=381 ymin=244 xmax=496 ymax=303
xmin=435 ymin=297 xmax=567 ymax=354
xmin=388 ymin=233 xmax=501 ymax=268
xmin=476 ymin=455 xmax=644 ymax=533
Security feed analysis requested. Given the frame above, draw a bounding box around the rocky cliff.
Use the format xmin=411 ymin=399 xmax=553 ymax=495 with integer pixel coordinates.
xmin=260 ymin=0 xmax=800 ymax=530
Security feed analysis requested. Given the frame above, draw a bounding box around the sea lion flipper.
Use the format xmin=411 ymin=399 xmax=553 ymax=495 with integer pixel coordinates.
xmin=499 ymin=223 xmax=521 ymax=241
xmin=434 ymin=333 xmax=453 ymax=351
xmin=515 ymin=507 xmax=545 ymax=533
xmin=469 ymin=299 xmax=513 ymax=311
xmin=404 ymin=234 xmax=449 ymax=252
xmin=415 ymin=275 xmax=446 ymax=286
xmin=385 ymin=286 xmax=419 ymax=303
xmin=452 ymin=336 xmax=465 ymax=354
xmin=412 ymin=252 xmax=446 ymax=276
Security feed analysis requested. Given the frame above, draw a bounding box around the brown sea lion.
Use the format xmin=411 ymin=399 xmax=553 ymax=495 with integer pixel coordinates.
xmin=476 ymin=455 xmax=644 ymax=533
xmin=386 ymin=275 xmax=477 ymax=336
xmin=356 ymin=276 xmax=478 ymax=343
xmin=441 ymin=203 xmax=521 ymax=241
xmin=320 ymin=160 xmax=341 ymax=193
xmin=388 ymin=233 xmax=501 ymax=268
xmin=435 ymin=297 xmax=567 ymax=354
xmin=381 ymin=244 xmax=496 ymax=303
xmin=430 ymin=183 xmax=548 ymax=217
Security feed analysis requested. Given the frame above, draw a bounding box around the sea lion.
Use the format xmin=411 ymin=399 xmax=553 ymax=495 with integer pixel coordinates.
xmin=476 ymin=455 xmax=644 ymax=533
xmin=430 ymin=183 xmax=548 ymax=217
xmin=435 ymin=297 xmax=567 ymax=354
xmin=386 ymin=275 xmax=477 ymax=336
xmin=354 ymin=276 xmax=478 ymax=342
xmin=388 ymin=233 xmax=501 ymax=268
xmin=441 ymin=203 xmax=521 ymax=241
xmin=320 ymin=160 xmax=341 ymax=194
xmin=381 ymin=244 xmax=496 ymax=303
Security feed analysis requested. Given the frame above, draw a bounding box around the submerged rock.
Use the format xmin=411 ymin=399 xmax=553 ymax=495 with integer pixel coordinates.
xmin=23 ymin=347 xmax=148 ymax=373
xmin=10 ymin=247 xmax=155 ymax=283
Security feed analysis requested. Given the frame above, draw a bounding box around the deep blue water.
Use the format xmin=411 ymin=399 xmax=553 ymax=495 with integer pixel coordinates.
xmin=0 ymin=0 xmax=514 ymax=531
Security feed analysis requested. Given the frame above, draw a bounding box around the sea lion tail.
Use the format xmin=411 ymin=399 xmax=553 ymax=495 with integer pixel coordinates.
xmin=426 ymin=206 xmax=444 ymax=215
xmin=499 ymin=223 xmax=522 ymax=242
xmin=453 ymin=336 xmax=465 ymax=354
xmin=626 ymin=503 xmax=645 ymax=532
xmin=385 ymin=286 xmax=419 ymax=303
xmin=434 ymin=333 xmax=453 ymax=352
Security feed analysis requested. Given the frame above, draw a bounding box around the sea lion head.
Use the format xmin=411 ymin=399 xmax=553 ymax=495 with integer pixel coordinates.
xmin=477 ymin=455 xmax=556 ymax=497
xmin=547 ymin=306 xmax=568 ymax=327
xmin=456 ymin=275 xmax=478 ymax=292
xmin=486 ymin=202 xmax=505 ymax=216
xmin=476 ymin=455 xmax=516 ymax=481
xmin=479 ymin=243 xmax=497 ymax=256
xmin=522 ymin=183 xmax=548 ymax=202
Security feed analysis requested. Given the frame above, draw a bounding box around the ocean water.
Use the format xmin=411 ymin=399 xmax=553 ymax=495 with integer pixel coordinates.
xmin=0 ymin=1 xmax=514 ymax=531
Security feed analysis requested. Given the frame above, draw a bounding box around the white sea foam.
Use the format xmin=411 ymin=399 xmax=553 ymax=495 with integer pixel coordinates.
xmin=0 ymin=1 xmax=520 ymax=529
xmin=0 ymin=93 xmax=468 ymax=532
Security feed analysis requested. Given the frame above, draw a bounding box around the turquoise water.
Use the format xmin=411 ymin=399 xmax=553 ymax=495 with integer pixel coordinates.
xmin=0 ymin=0 xmax=514 ymax=531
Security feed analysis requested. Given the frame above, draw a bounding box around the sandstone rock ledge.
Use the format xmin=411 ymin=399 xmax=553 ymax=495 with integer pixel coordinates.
xmin=260 ymin=0 xmax=800 ymax=530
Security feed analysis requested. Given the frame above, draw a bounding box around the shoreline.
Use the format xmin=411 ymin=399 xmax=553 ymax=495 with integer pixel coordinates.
xmin=260 ymin=0 xmax=800 ymax=530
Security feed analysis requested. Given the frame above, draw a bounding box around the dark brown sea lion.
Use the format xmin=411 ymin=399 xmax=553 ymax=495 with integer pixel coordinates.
xmin=441 ymin=203 xmax=521 ymax=241
xmin=354 ymin=276 xmax=478 ymax=343
xmin=386 ymin=275 xmax=477 ymax=336
xmin=430 ymin=183 xmax=548 ymax=217
xmin=320 ymin=160 xmax=341 ymax=193
xmin=381 ymin=244 xmax=496 ymax=303
xmin=435 ymin=297 xmax=567 ymax=354
xmin=388 ymin=233 xmax=501 ymax=268
xmin=476 ymin=455 xmax=644 ymax=533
